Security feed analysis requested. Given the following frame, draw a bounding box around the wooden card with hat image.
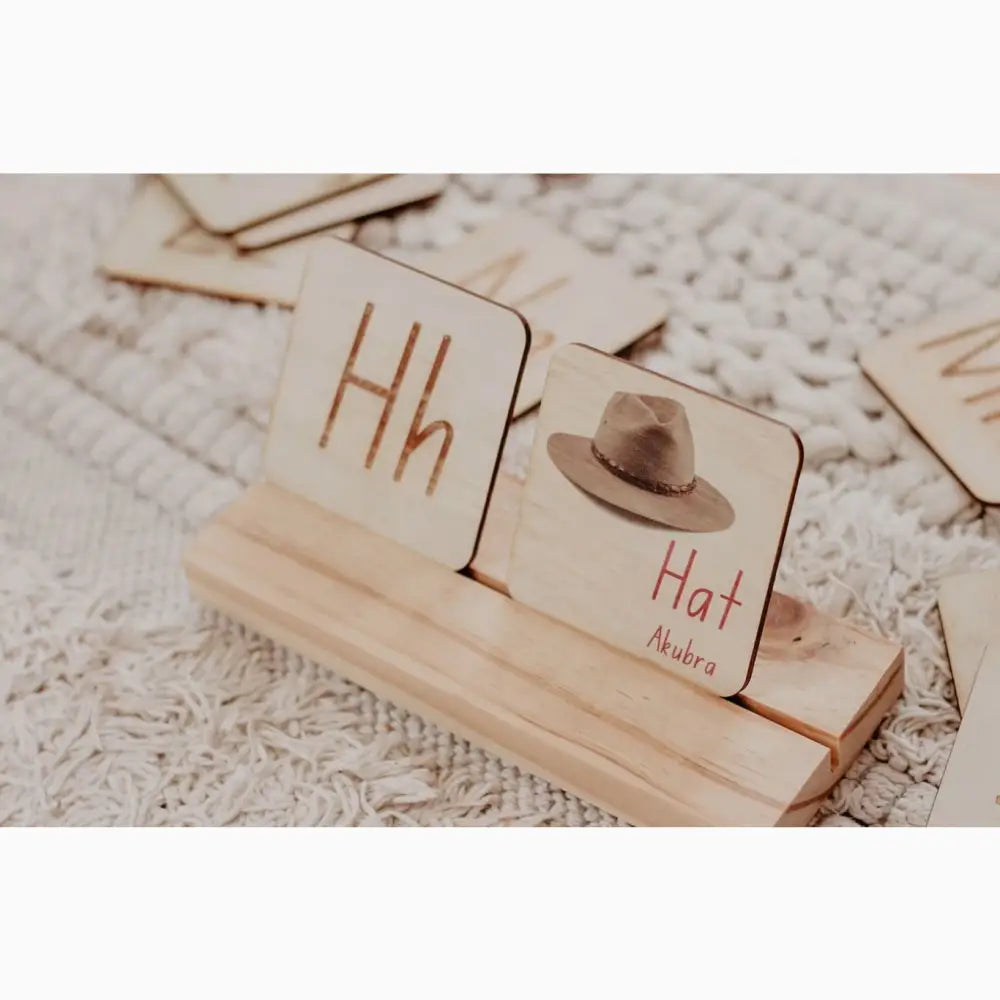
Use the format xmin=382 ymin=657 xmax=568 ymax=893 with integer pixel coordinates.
xmin=263 ymin=237 xmax=530 ymax=570
xmin=508 ymin=344 xmax=803 ymax=696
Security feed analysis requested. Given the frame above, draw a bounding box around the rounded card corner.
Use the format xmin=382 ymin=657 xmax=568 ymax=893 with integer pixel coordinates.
xmin=781 ymin=423 xmax=805 ymax=474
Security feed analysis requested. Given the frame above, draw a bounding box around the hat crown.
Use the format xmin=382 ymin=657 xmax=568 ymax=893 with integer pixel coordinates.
xmin=592 ymin=392 xmax=695 ymax=488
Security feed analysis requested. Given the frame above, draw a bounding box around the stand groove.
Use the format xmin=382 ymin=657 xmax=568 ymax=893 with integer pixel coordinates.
xmin=184 ymin=479 xmax=903 ymax=825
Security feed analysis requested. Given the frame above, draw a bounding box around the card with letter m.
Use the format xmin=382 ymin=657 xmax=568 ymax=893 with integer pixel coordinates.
xmin=264 ymin=239 xmax=530 ymax=569
xmin=508 ymin=345 xmax=803 ymax=696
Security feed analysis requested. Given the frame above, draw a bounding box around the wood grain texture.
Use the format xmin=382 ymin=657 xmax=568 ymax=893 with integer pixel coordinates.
xmin=939 ymin=569 xmax=1000 ymax=713
xmin=99 ymin=179 xmax=356 ymax=307
xmin=468 ymin=470 xmax=523 ymax=592
xmin=409 ymin=213 xmax=667 ymax=416
xmin=234 ymin=175 xmax=448 ymax=251
xmin=184 ymin=482 xmax=838 ymax=826
xmin=928 ymin=638 xmax=1000 ymax=826
xmin=264 ymin=238 xmax=528 ymax=569
xmin=861 ymin=296 xmax=1000 ymax=504
xmin=741 ymin=594 xmax=903 ymax=775
xmin=165 ymin=174 xmax=384 ymax=234
xmin=471 ymin=471 xmax=904 ymax=770
xmin=508 ymin=345 xmax=803 ymax=697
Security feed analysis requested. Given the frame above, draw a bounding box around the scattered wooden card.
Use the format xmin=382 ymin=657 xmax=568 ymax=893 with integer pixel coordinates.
xmin=938 ymin=568 xmax=1000 ymax=714
xmin=234 ymin=174 xmax=448 ymax=251
xmin=928 ymin=638 xmax=1000 ymax=826
xmin=507 ymin=344 xmax=803 ymax=697
xmin=861 ymin=296 xmax=1000 ymax=505
xmin=164 ymin=174 xmax=383 ymax=234
xmin=263 ymin=238 xmax=529 ymax=569
xmin=99 ymin=180 xmax=356 ymax=306
xmin=410 ymin=212 xmax=668 ymax=417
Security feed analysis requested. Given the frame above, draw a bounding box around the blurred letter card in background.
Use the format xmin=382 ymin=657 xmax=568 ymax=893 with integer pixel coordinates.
xmin=862 ymin=296 xmax=1000 ymax=505
xmin=414 ymin=213 xmax=667 ymax=417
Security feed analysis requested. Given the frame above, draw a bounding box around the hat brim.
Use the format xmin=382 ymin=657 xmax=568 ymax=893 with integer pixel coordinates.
xmin=547 ymin=433 xmax=735 ymax=533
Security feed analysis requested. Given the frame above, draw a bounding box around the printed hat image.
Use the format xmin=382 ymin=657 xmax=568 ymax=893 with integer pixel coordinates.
xmin=547 ymin=391 xmax=735 ymax=532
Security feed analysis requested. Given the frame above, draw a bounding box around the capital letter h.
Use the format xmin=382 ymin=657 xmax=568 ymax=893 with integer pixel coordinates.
xmin=318 ymin=302 xmax=454 ymax=496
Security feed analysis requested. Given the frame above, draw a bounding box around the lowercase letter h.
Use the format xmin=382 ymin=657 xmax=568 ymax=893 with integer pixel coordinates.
xmin=318 ymin=301 xmax=419 ymax=465
xmin=394 ymin=335 xmax=453 ymax=497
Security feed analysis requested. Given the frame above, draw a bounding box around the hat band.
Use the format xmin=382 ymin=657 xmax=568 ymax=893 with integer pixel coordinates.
xmin=591 ymin=442 xmax=697 ymax=497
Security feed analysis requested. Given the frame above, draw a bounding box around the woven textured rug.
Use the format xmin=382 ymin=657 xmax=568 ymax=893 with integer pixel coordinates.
xmin=2 ymin=173 xmax=999 ymax=826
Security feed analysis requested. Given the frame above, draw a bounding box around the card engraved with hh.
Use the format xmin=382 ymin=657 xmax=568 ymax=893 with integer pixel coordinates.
xmin=263 ymin=238 xmax=530 ymax=569
xmin=508 ymin=344 xmax=802 ymax=696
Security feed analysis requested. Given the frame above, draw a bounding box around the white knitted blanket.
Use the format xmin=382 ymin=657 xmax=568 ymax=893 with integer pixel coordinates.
xmin=2 ymin=174 xmax=998 ymax=826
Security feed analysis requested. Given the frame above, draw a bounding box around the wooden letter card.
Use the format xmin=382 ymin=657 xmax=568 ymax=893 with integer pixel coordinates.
xmin=929 ymin=569 xmax=1000 ymax=826
xmin=263 ymin=238 xmax=529 ymax=569
xmin=861 ymin=297 xmax=1000 ymax=505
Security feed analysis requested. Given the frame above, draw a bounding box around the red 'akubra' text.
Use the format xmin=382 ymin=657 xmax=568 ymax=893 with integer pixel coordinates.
xmin=650 ymin=541 xmax=744 ymax=631
xmin=646 ymin=627 xmax=716 ymax=676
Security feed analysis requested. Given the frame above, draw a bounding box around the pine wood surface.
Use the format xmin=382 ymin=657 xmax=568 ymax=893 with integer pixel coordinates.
xmin=184 ymin=481 xmax=904 ymax=825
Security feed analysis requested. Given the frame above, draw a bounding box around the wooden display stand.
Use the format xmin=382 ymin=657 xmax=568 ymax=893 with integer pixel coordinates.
xmin=184 ymin=470 xmax=903 ymax=826
xmin=183 ymin=235 xmax=904 ymax=826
